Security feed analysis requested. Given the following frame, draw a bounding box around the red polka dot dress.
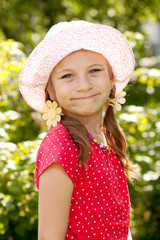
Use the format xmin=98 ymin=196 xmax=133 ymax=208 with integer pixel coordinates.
xmin=35 ymin=122 xmax=131 ymax=240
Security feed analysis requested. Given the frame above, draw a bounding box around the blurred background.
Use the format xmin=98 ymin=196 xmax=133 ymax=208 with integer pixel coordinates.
xmin=0 ymin=0 xmax=160 ymax=239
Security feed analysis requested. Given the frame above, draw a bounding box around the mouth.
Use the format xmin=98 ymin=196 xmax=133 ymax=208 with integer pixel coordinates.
xmin=71 ymin=94 xmax=99 ymax=101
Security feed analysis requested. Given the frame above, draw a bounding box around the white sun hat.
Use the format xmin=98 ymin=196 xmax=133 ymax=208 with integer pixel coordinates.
xmin=19 ymin=20 xmax=135 ymax=112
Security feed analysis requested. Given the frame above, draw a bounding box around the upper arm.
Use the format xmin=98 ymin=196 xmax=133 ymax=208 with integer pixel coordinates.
xmin=38 ymin=162 xmax=74 ymax=240
xmin=128 ymin=229 xmax=132 ymax=240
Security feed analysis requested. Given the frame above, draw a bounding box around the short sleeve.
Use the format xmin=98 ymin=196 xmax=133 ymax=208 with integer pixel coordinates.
xmin=34 ymin=123 xmax=82 ymax=190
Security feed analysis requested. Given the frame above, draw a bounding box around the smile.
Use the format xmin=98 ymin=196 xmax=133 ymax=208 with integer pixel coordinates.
xmin=71 ymin=94 xmax=99 ymax=101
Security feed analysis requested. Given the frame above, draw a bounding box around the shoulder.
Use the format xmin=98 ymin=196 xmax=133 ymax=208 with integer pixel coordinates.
xmin=44 ymin=121 xmax=71 ymax=143
xmin=35 ymin=122 xmax=81 ymax=190
xmin=39 ymin=122 xmax=79 ymax=154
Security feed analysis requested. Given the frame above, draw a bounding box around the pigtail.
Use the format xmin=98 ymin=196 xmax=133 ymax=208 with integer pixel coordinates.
xmin=61 ymin=115 xmax=90 ymax=168
xmin=103 ymin=88 xmax=138 ymax=183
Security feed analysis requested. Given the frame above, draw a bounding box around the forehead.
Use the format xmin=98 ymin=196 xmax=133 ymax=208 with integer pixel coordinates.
xmin=53 ymin=49 xmax=108 ymax=71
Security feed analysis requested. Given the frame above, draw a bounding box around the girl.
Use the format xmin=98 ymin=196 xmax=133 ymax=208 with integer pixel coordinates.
xmin=19 ymin=20 xmax=137 ymax=240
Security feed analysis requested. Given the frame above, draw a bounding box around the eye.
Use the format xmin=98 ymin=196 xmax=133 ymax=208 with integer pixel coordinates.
xmin=61 ymin=74 xmax=73 ymax=79
xmin=90 ymin=69 xmax=101 ymax=74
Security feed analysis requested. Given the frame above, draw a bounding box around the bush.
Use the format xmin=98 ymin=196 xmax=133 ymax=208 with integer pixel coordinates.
xmin=0 ymin=140 xmax=39 ymax=239
xmin=0 ymin=39 xmax=44 ymax=239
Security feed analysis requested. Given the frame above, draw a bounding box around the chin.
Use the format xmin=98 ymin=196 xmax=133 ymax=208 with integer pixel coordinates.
xmin=63 ymin=105 xmax=102 ymax=117
xmin=74 ymin=109 xmax=101 ymax=117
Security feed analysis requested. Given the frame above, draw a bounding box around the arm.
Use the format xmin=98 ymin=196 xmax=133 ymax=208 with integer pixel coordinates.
xmin=38 ymin=163 xmax=74 ymax=240
xmin=128 ymin=229 xmax=132 ymax=240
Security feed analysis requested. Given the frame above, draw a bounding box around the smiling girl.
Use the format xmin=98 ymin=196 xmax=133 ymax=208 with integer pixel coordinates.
xmin=19 ymin=20 xmax=137 ymax=240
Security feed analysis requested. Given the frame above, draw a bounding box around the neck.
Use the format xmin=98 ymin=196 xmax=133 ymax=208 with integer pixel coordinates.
xmin=64 ymin=109 xmax=103 ymax=136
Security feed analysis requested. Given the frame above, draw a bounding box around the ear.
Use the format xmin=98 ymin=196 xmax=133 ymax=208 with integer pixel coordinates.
xmin=107 ymin=62 xmax=115 ymax=89
xmin=110 ymin=75 xmax=115 ymax=90
xmin=46 ymin=78 xmax=56 ymax=101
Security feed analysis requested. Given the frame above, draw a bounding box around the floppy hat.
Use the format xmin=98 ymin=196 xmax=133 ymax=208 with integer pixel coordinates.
xmin=19 ymin=20 xmax=135 ymax=112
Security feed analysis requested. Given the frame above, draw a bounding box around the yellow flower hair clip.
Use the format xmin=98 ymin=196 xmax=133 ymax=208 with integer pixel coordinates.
xmin=109 ymin=91 xmax=126 ymax=112
xmin=42 ymin=100 xmax=63 ymax=127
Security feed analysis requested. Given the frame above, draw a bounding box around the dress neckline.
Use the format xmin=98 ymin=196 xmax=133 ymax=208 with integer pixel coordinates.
xmin=88 ymin=132 xmax=112 ymax=151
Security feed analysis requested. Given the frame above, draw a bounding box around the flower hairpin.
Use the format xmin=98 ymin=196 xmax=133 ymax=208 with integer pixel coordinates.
xmin=109 ymin=91 xmax=126 ymax=112
xmin=42 ymin=100 xmax=63 ymax=127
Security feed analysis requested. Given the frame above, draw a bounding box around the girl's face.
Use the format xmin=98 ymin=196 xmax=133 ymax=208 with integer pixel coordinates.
xmin=48 ymin=49 xmax=113 ymax=120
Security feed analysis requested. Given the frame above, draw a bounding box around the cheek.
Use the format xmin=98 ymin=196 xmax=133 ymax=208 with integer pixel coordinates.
xmin=53 ymin=81 xmax=63 ymax=95
xmin=54 ymin=84 xmax=69 ymax=104
xmin=102 ymin=78 xmax=112 ymax=95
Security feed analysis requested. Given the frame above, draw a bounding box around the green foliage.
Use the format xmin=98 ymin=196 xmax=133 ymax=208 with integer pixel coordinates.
xmin=1 ymin=0 xmax=160 ymax=54
xmin=0 ymin=40 xmax=41 ymax=143
xmin=118 ymin=46 xmax=160 ymax=239
xmin=117 ymin=104 xmax=160 ymax=239
xmin=0 ymin=140 xmax=39 ymax=239
xmin=0 ymin=40 xmax=47 ymax=239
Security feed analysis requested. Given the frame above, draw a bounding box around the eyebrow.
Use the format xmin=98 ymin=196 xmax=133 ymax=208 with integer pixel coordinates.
xmin=56 ymin=64 xmax=104 ymax=74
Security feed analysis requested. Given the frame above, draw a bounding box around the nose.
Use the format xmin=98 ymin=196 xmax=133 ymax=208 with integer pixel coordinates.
xmin=76 ymin=74 xmax=93 ymax=92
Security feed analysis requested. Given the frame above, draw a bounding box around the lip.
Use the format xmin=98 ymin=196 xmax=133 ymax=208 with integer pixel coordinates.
xmin=71 ymin=94 xmax=99 ymax=101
